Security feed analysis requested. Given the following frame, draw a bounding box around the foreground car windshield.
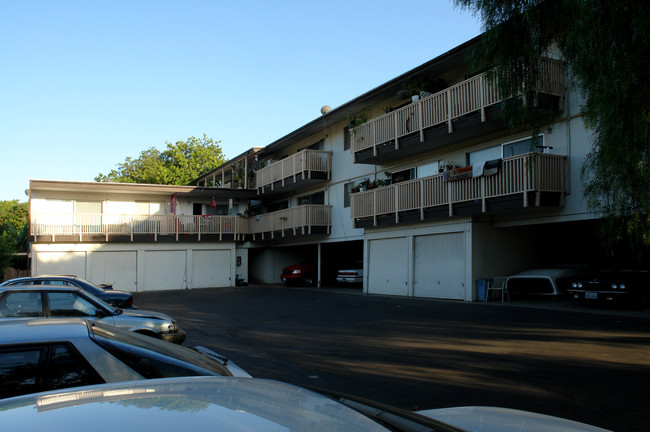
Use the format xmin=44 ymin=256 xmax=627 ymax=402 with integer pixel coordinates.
xmin=89 ymin=323 xmax=230 ymax=377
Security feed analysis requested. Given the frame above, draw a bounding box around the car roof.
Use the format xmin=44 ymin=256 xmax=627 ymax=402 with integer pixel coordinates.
xmin=508 ymin=268 xmax=587 ymax=279
xmin=0 ymin=285 xmax=84 ymax=293
xmin=0 ymin=376 xmax=391 ymax=432
xmin=0 ymin=318 xmax=93 ymax=344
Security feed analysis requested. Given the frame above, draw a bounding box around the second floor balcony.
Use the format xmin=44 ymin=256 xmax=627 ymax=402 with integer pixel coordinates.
xmin=255 ymin=149 xmax=331 ymax=195
xmin=350 ymin=152 xmax=566 ymax=228
xmin=31 ymin=205 xmax=332 ymax=244
xmin=351 ymin=58 xmax=565 ymax=165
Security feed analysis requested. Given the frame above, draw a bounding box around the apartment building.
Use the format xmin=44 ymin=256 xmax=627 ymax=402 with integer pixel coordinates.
xmin=28 ymin=35 xmax=598 ymax=299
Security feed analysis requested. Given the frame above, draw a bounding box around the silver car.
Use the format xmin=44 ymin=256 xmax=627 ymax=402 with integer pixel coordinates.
xmin=0 ymin=376 xmax=610 ymax=431
xmin=0 ymin=285 xmax=185 ymax=344
xmin=0 ymin=319 xmax=250 ymax=399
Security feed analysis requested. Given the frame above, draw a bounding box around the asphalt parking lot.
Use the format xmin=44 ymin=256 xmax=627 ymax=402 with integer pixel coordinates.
xmin=133 ymin=285 xmax=650 ymax=432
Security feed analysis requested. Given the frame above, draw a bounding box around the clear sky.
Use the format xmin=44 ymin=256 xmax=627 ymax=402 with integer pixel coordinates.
xmin=1 ymin=0 xmax=482 ymax=202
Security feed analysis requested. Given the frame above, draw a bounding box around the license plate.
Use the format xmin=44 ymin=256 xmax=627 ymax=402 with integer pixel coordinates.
xmin=585 ymin=291 xmax=598 ymax=300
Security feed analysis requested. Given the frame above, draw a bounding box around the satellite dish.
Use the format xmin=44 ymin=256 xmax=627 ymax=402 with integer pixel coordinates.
xmin=320 ymin=105 xmax=331 ymax=115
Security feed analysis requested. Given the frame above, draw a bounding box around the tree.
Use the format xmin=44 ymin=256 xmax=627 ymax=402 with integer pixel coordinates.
xmin=0 ymin=200 xmax=29 ymax=279
xmin=96 ymin=134 xmax=228 ymax=186
xmin=454 ymin=0 xmax=650 ymax=264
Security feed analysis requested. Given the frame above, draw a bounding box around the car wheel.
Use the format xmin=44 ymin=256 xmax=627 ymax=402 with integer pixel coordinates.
xmin=304 ymin=276 xmax=315 ymax=287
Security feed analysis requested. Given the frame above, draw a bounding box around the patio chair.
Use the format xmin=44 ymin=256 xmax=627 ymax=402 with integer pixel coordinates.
xmin=486 ymin=276 xmax=509 ymax=302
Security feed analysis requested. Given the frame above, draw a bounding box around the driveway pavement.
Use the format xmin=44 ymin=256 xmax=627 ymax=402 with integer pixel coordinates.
xmin=133 ymin=285 xmax=650 ymax=432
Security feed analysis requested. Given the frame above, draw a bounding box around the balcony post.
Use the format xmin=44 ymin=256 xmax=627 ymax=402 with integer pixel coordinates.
xmin=394 ymin=114 xmax=399 ymax=150
xmin=523 ymin=156 xmax=529 ymax=207
xmin=418 ymin=102 xmax=424 ymax=142
xmin=448 ymin=181 xmax=454 ymax=216
xmin=446 ymin=90 xmax=453 ymax=133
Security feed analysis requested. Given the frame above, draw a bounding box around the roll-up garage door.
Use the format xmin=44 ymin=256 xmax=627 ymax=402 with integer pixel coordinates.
xmin=35 ymin=251 xmax=86 ymax=278
xmin=90 ymin=251 xmax=137 ymax=292
xmin=143 ymin=250 xmax=186 ymax=291
xmin=191 ymin=249 xmax=231 ymax=288
xmin=367 ymin=237 xmax=409 ymax=296
xmin=413 ymin=232 xmax=465 ymax=300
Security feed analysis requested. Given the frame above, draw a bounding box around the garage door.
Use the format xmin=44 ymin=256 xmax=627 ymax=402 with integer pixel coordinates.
xmin=35 ymin=251 xmax=86 ymax=278
xmin=143 ymin=250 xmax=186 ymax=291
xmin=368 ymin=237 xmax=409 ymax=296
xmin=90 ymin=251 xmax=137 ymax=292
xmin=413 ymin=232 xmax=465 ymax=300
xmin=191 ymin=249 xmax=231 ymax=288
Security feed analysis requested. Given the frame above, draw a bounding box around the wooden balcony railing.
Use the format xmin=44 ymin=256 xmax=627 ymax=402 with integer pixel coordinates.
xmin=31 ymin=214 xmax=249 ymax=242
xmin=248 ymin=204 xmax=332 ymax=240
xmin=255 ymin=149 xmax=331 ymax=191
xmin=350 ymin=153 xmax=566 ymax=224
xmin=31 ymin=205 xmax=332 ymax=242
xmin=351 ymin=58 xmax=565 ymax=154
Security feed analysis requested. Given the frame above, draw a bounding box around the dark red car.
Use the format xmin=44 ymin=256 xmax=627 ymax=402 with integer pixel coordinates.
xmin=280 ymin=263 xmax=317 ymax=286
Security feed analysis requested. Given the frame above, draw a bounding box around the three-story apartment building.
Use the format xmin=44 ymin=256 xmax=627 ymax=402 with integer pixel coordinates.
xmin=28 ymin=35 xmax=597 ymax=299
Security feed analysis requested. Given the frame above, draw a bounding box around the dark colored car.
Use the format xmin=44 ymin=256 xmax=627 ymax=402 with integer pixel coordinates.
xmin=567 ymin=269 xmax=650 ymax=306
xmin=281 ymin=263 xmax=317 ymax=286
xmin=0 ymin=275 xmax=134 ymax=309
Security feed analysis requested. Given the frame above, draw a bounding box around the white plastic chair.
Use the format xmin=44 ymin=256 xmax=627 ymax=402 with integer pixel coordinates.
xmin=486 ymin=277 xmax=509 ymax=302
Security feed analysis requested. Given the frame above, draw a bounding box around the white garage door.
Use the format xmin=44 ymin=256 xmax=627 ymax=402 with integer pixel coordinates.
xmin=368 ymin=237 xmax=409 ymax=296
xmin=413 ymin=232 xmax=465 ymax=300
xmin=90 ymin=251 xmax=137 ymax=292
xmin=143 ymin=250 xmax=186 ymax=291
xmin=35 ymin=251 xmax=86 ymax=278
xmin=191 ymin=249 xmax=231 ymax=288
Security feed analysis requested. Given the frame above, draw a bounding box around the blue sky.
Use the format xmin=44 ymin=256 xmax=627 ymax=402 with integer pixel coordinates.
xmin=1 ymin=1 xmax=482 ymax=202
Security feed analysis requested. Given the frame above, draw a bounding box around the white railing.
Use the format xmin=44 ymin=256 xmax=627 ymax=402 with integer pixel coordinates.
xmin=248 ymin=205 xmax=332 ymax=239
xmin=31 ymin=205 xmax=333 ymax=242
xmin=31 ymin=214 xmax=249 ymax=242
xmin=350 ymin=153 xmax=566 ymax=221
xmin=351 ymin=58 xmax=565 ymax=153
xmin=255 ymin=149 xmax=331 ymax=190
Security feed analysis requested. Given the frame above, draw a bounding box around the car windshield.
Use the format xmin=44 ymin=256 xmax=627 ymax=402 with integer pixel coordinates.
xmin=71 ymin=277 xmax=106 ymax=295
xmin=89 ymin=322 xmax=230 ymax=377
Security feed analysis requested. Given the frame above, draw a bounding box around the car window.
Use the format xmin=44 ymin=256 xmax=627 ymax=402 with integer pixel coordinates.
xmin=43 ymin=280 xmax=70 ymax=286
xmin=46 ymin=292 xmax=101 ymax=317
xmin=0 ymin=292 xmax=43 ymax=317
xmin=46 ymin=344 xmax=104 ymax=391
xmin=90 ymin=323 xmax=230 ymax=377
xmin=0 ymin=344 xmax=104 ymax=399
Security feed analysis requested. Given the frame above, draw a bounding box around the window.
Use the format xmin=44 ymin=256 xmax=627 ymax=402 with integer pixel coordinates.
xmin=416 ymin=161 xmax=440 ymax=178
xmin=0 ymin=343 xmax=103 ymax=399
xmin=392 ymin=168 xmax=415 ymax=183
xmin=299 ymin=191 xmax=325 ymax=205
xmin=468 ymin=146 xmax=501 ymax=165
xmin=344 ymin=126 xmax=350 ymax=151
xmin=502 ymin=135 xmax=545 ymax=158
xmin=47 ymin=292 xmax=101 ymax=317
xmin=0 ymin=292 xmax=43 ymax=317
xmin=344 ymin=182 xmax=353 ymax=208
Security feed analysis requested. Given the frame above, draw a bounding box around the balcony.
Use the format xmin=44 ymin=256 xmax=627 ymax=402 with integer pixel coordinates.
xmin=351 ymin=58 xmax=565 ymax=164
xmin=255 ymin=149 xmax=331 ymax=195
xmin=31 ymin=214 xmax=249 ymax=243
xmin=31 ymin=205 xmax=333 ymax=243
xmin=350 ymin=153 xmax=566 ymax=228
xmin=248 ymin=205 xmax=332 ymax=240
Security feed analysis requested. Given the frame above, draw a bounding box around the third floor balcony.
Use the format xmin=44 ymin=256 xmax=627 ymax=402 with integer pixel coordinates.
xmin=351 ymin=58 xmax=565 ymax=165
xmin=255 ymin=149 xmax=331 ymax=195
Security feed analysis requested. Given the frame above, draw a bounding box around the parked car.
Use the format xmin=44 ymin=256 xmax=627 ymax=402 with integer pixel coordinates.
xmin=506 ymin=267 xmax=587 ymax=298
xmin=0 ymin=285 xmax=185 ymax=344
xmin=0 ymin=376 xmax=611 ymax=431
xmin=336 ymin=261 xmax=363 ymax=285
xmin=0 ymin=319 xmax=250 ymax=400
xmin=0 ymin=275 xmax=135 ymax=309
xmin=567 ymin=268 xmax=650 ymax=306
xmin=281 ymin=262 xmax=317 ymax=286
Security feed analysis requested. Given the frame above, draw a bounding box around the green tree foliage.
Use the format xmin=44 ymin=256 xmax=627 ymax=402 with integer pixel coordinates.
xmin=454 ymin=0 xmax=650 ymax=263
xmin=0 ymin=200 xmax=29 ymax=278
xmin=95 ymin=134 xmax=228 ymax=186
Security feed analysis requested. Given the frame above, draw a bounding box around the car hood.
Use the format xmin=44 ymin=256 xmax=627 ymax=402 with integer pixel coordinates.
xmin=0 ymin=377 xmax=390 ymax=432
xmin=417 ymin=406 xmax=610 ymax=432
xmin=119 ymin=308 xmax=173 ymax=321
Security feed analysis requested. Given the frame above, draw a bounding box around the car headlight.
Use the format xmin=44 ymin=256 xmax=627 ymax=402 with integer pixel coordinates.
xmin=611 ymin=283 xmax=618 ymax=290
xmin=168 ymin=322 xmax=178 ymax=332
xmin=572 ymin=282 xmax=582 ymax=288
xmin=619 ymin=283 xmax=626 ymax=290
xmin=292 ymin=269 xmax=301 ymax=275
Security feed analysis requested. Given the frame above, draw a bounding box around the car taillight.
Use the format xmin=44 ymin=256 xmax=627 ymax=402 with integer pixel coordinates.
xmin=126 ymin=297 xmax=133 ymax=307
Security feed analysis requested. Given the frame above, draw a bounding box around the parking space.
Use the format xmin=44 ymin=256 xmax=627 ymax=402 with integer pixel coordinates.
xmin=133 ymin=285 xmax=650 ymax=432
